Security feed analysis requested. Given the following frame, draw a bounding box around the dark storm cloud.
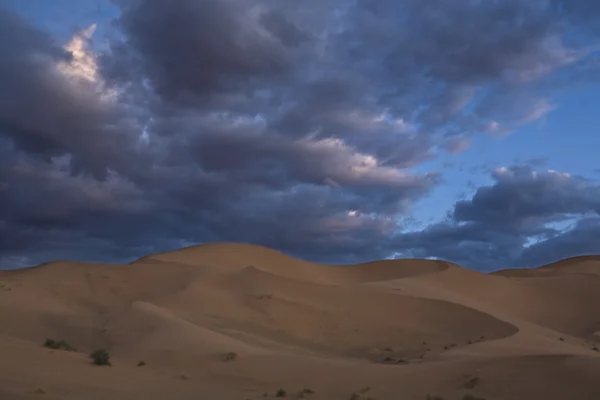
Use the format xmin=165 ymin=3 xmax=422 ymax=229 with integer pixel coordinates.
xmin=2 ymin=1 xmax=600 ymax=269
xmin=259 ymin=9 xmax=310 ymax=47
xmin=382 ymin=0 xmax=565 ymax=83
xmin=0 ymin=9 xmax=146 ymax=180
xmin=519 ymin=217 xmax=600 ymax=267
xmin=342 ymin=0 xmax=583 ymax=135
xmin=394 ymin=167 xmax=600 ymax=271
xmin=0 ymin=3 xmax=438 ymax=268
xmin=453 ymin=167 xmax=600 ymax=226
xmin=105 ymin=0 xmax=300 ymax=102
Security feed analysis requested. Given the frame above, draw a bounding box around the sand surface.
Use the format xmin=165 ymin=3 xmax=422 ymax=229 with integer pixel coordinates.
xmin=1 ymin=243 xmax=599 ymax=400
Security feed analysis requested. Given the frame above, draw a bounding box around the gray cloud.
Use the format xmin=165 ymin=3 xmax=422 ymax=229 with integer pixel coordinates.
xmin=453 ymin=167 xmax=600 ymax=227
xmin=104 ymin=0 xmax=301 ymax=102
xmin=1 ymin=1 xmax=600 ymax=269
xmin=519 ymin=217 xmax=600 ymax=267
xmin=394 ymin=167 xmax=600 ymax=271
xmin=0 ymin=9 xmax=147 ymax=180
xmin=382 ymin=0 xmax=567 ymax=83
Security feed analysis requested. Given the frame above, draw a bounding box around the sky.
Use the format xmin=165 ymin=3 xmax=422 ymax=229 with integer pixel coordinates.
xmin=1 ymin=0 xmax=600 ymax=271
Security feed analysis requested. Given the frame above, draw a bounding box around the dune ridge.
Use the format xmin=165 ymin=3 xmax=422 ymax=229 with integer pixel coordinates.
xmin=1 ymin=242 xmax=600 ymax=400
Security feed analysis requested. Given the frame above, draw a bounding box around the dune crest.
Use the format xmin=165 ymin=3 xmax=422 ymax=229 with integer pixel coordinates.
xmin=135 ymin=242 xmax=449 ymax=284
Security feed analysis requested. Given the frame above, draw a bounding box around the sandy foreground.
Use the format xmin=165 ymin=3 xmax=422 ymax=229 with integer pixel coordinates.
xmin=1 ymin=243 xmax=599 ymax=400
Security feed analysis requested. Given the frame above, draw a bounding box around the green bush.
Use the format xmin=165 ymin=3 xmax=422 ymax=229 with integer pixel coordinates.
xmin=463 ymin=376 xmax=480 ymax=389
xmin=90 ymin=349 xmax=111 ymax=366
xmin=43 ymin=338 xmax=76 ymax=351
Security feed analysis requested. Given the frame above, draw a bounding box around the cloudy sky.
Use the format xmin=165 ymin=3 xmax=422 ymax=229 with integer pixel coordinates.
xmin=1 ymin=0 xmax=600 ymax=271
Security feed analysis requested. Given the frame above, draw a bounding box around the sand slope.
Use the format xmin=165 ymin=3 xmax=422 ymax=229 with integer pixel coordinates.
xmin=1 ymin=243 xmax=599 ymax=400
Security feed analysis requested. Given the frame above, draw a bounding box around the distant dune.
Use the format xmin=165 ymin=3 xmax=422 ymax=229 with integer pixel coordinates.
xmin=1 ymin=243 xmax=600 ymax=400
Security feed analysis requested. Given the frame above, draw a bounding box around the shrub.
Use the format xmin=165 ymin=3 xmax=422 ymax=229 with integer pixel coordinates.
xmin=43 ymin=338 xmax=76 ymax=352
xmin=90 ymin=349 xmax=111 ymax=366
xmin=137 ymin=360 xmax=146 ymax=367
xmin=425 ymin=396 xmax=445 ymax=400
xmin=462 ymin=376 xmax=480 ymax=389
xmin=224 ymin=352 xmax=237 ymax=361
xmin=348 ymin=386 xmax=373 ymax=400
xmin=276 ymin=388 xmax=286 ymax=397
xmin=358 ymin=386 xmax=371 ymax=394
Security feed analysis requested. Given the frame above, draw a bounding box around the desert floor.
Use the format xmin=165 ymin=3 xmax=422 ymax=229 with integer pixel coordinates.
xmin=1 ymin=243 xmax=599 ymax=400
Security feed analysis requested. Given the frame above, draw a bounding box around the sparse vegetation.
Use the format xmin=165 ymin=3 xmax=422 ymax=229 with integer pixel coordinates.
xmin=256 ymin=293 xmax=273 ymax=300
xmin=349 ymin=386 xmax=374 ymax=400
xmin=137 ymin=360 xmax=146 ymax=367
xmin=224 ymin=351 xmax=238 ymax=361
xmin=462 ymin=376 xmax=480 ymax=389
xmin=381 ymin=356 xmax=406 ymax=364
xmin=276 ymin=388 xmax=287 ymax=397
xmin=43 ymin=338 xmax=76 ymax=352
xmin=90 ymin=349 xmax=111 ymax=366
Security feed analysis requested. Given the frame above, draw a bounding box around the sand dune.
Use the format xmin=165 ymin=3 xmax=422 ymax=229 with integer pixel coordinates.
xmin=493 ymin=255 xmax=600 ymax=277
xmin=135 ymin=242 xmax=449 ymax=284
xmin=1 ymin=243 xmax=600 ymax=399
